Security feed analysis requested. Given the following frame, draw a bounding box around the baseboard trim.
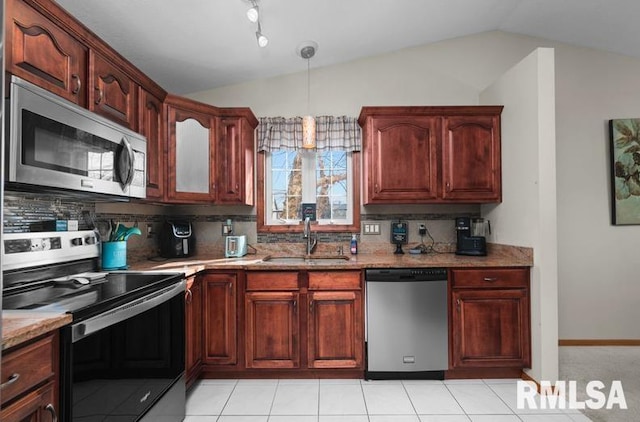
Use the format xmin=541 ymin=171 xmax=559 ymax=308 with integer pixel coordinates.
xmin=559 ymin=339 xmax=640 ymax=346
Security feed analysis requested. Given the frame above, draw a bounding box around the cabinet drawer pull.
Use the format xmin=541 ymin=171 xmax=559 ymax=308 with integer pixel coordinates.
xmin=185 ymin=288 xmax=193 ymax=303
xmin=309 ymin=300 xmax=314 ymax=313
xmin=293 ymin=299 xmax=297 ymax=312
xmin=456 ymin=298 xmax=460 ymax=312
xmin=0 ymin=373 xmax=19 ymax=389
xmin=95 ymin=87 xmax=103 ymax=105
xmin=71 ymin=74 xmax=81 ymax=94
xmin=46 ymin=403 xmax=58 ymax=422
xmin=483 ymin=277 xmax=498 ymax=282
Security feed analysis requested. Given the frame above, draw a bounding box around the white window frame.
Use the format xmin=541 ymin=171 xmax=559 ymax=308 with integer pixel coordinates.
xmin=265 ymin=150 xmax=353 ymax=226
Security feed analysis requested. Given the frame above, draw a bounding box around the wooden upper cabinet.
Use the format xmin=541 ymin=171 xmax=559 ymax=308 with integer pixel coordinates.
xmin=217 ymin=112 xmax=257 ymax=205
xmin=89 ymin=51 xmax=137 ymax=130
xmin=442 ymin=114 xmax=501 ymax=202
xmin=6 ymin=0 xmax=88 ymax=106
xmin=139 ymin=88 xmax=165 ymax=200
xmin=363 ymin=115 xmax=439 ymax=203
xmin=165 ymin=95 xmax=217 ymax=203
xmin=359 ymin=106 xmax=503 ymax=204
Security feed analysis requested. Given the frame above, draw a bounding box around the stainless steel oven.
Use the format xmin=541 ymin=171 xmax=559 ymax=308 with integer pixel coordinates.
xmin=6 ymin=76 xmax=147 ymax=198
xmin=2 ymin=231 xmax=186 ymax=421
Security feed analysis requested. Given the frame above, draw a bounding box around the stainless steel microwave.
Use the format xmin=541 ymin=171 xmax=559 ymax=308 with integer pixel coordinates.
xmin=6 ymin=76 xmax=147 ymax=198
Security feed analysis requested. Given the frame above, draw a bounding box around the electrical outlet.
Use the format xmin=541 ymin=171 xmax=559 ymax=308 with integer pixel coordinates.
xmin=419 ymin=224 xmax=427 ymax=236
xmin=146 ymin=224 xmax=155 ymax=238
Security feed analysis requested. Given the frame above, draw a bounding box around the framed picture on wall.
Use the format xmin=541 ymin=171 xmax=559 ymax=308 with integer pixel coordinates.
xmin=609 ymin=118 xmax=640 ymax=225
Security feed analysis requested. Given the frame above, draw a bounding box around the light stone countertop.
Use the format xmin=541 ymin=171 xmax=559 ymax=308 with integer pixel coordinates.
xmin=2 ymin=310 xmax=72 ymax=351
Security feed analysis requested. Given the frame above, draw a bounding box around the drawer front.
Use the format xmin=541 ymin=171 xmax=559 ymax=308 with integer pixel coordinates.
xmin=246 ymin=271 xmax=299 ymax=291
xmin=450 ymin=268 xmax=529 ymax=289
xmin=1 ymin=334 xmax=56 ymax=406
xmin=309 ymin=271 xmax=361 ymax=290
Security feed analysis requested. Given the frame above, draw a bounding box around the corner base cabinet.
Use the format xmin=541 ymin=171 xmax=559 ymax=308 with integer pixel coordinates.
xmin=449 ymin=268 xmax=531 ymax=376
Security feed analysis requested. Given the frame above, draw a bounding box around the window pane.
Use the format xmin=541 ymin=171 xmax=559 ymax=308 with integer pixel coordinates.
xmin=316 ymin=151 xmax=348 ymax=221
xmin=269 ymin=150 xmax=303 ymax=222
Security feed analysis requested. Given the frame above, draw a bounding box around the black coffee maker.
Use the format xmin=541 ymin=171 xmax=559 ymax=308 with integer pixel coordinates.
xmin=455 ymin=217 xmax=487 ymax=256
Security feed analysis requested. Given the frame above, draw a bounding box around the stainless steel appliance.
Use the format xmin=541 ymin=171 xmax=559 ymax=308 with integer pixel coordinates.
xmin=160 ymin=221 xmax=195 ymax=258
xmin=225 ymin=235 xmax=248 ymax=258
xmin=2 ymin=230 xmax=186 ymax=421
xmin=365 ymin=268 xmax=448 ymax=380
xmin=455 ymin=216 xmax=487 ymax=256
xmin=6 ymin=76 xmax=147 ymax=198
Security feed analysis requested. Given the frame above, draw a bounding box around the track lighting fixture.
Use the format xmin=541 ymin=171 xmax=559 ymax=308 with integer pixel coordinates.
xmin=246 ymin=0 xmax=268 ymax=48
xmin=246 ymin=1 xmax=259 ymax=23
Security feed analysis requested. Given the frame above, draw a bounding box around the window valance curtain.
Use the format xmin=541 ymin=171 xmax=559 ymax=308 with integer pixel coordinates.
xmin=257 ymin=116 xmax=361 ymax=152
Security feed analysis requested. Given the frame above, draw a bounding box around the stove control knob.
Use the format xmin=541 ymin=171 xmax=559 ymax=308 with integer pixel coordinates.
xmin=77 ymin=324 xmax=86 ymax=337
xmin=85 ymin=236 xmax=97 ymax=245
xmin=71 ymin=237 xmax=83 ymax=246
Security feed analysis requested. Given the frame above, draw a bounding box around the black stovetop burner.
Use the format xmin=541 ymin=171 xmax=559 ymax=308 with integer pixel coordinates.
xmin=3 ymin=271 xmax=184 ymax=321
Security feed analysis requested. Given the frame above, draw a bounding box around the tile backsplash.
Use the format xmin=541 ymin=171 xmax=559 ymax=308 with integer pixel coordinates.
xmin=4 ymin=194 xmax=480 ymax=261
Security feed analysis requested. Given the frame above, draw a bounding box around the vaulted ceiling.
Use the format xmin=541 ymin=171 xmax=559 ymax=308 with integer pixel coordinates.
xmin=56 ymin=0 xmax=640 ymax=94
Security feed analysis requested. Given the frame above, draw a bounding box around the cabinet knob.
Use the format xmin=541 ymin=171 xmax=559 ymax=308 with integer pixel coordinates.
xmin=0 ymin=373 xmax=20 ymax=389
xmin=374 ymin=183 xmax=379 ymax=193
xmin=229 ymin=282 xmax=233 ymax=293
xmin=456 ymin=298 xmax=461 ymax=312
xmin=71 ymin=74 xmax=82 ymax=95
xmin=45 ymin=403 xmax=58 ymax=422
xmin=185 ymin=288 xmax=193 ymax=303
xmin=309 ymin=300 xmax=314 ymax=313
xmin=293 ymin=299 xmax=297 ymax=312
xmin=445 ymin=182 xmax=451 ymax=192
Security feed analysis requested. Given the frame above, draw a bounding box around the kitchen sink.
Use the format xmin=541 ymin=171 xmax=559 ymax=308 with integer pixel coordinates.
xmin=261 ymin=255 xmax=351 ymax=265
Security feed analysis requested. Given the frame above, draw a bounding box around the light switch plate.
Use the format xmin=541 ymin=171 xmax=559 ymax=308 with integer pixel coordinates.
xmin=363 ymin=223 xmax=381 ymax=235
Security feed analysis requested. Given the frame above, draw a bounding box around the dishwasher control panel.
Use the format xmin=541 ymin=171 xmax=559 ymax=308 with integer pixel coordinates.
xmin=365 ymin=268 xmax=447 ymax=282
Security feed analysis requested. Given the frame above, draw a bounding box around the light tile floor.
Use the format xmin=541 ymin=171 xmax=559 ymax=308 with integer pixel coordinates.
xmin=185 ymin=378 xmax=593 ymax=422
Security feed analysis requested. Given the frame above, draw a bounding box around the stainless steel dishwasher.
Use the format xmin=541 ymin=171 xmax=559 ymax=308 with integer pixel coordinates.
xmin=365 ymin=268 xmax=448 ymax=380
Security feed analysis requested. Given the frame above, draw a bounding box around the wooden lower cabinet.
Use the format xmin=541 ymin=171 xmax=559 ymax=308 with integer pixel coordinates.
xmin=185 ymin=275 xmax=203 ymax=386
xmin=245 ymin=291 xmax=300 ymax=369
xmin=0 ymin=381 xmax=57 ymax=422
xmin=449 ymin=268 xmax=531 ymax=377
xmin=202 ymin=272 xmax=237 ymax=366
xmin=308 ymin=290 xmax=363 ymax=369
xmin=1 ymin=333 xmax=59 ymax=421
xmin=243 ymin=270 xmax=364 ymax=373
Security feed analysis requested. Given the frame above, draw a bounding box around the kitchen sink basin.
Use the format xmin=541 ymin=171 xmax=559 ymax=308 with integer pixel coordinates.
xmin=261 ymin=255 xmax=351 ymax=265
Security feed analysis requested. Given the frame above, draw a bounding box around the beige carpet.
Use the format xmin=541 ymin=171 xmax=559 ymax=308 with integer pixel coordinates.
xmin=559 ymin=346 xmax=640 ymax=422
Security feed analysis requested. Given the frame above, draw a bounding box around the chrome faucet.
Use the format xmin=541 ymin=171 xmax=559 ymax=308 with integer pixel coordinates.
xmin=303 ymin=217 xmax=317 ymax=255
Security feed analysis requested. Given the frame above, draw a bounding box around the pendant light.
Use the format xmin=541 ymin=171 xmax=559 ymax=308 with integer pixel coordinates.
xmin=298 ymin=42 xmax=317 ymax=149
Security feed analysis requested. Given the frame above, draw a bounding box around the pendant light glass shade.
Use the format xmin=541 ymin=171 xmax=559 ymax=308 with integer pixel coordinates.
xmin=302 ymin=115 xmax=316 ymax=149
xmin=298 ymin=42 xmax=318 ymax=149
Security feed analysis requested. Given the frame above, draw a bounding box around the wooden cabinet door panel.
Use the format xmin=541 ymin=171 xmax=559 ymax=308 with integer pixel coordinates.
xmin=0 ymin=381 xmax=57 ymax=422
xmin=203 ymin=274 xmax=237 ymax=365
xmin=89 ymin=52 xmax=137 ymax=130
xmin=245 ymin=291 xmax=300 ymax=369
xmin=185 ymin=276 xmax=203 ymax=380
xmin=217 ymin=117 xmax=244 ymax=204
xmin=7 ymin=0 xmax=87 ymax=106
xmin=451 ymin=289 xmax=530 ymax=368
xmin=166 ymin=101 xmax=216 ymax=203
xmin=442 ymin=115 xmax=501 ymax=201
xmin=308 ymin=291 xmax=363 ymax=369
xmin=139 ymin=88 xmax=164 ymax=200
xmin=365 ymin=116 xmax=439 ymax=203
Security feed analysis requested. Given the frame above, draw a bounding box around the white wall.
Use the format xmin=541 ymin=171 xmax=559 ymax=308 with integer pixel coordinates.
xmin=480 ymin=48 xmax=558 ymax=382
xmin=554 ymin=45 xmax=640 ymax=339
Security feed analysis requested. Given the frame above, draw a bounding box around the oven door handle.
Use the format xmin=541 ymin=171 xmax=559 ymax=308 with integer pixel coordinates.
xmin=71 ymin=279 xmax=186 ymax=343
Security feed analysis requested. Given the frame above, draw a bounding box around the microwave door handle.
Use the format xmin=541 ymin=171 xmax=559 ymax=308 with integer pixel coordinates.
xmin=117 ymin=136 xmax=135 ymax=187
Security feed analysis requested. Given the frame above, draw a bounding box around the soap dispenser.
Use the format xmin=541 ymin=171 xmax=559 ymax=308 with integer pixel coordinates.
xmin=350 ymin=234 xmax=358 ymax=255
